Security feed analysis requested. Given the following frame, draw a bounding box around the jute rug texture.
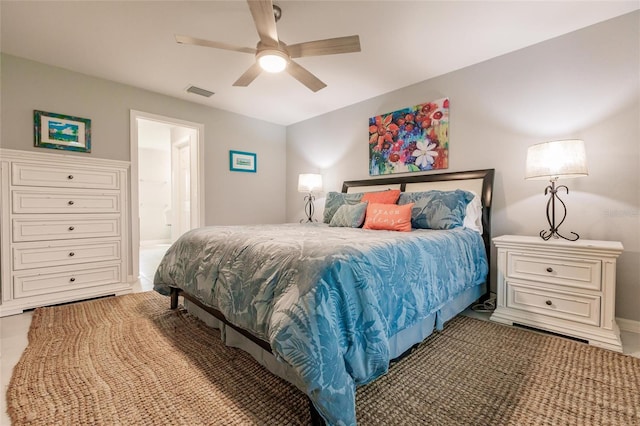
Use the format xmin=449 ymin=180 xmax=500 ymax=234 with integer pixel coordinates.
xmin=7 ymin=291 xmax=640 ymax=425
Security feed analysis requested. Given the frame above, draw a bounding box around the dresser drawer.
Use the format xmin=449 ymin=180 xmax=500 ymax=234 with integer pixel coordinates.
xmin=13 ymin=240 xmax=121 ymax=270
xmin=12 ymin=190 xmax=120 ymax=214
xmin=12 ymin=216 xmax=120 ymax=242
xmin=506 ymin=282 xmax=600 ymax=326
xmin=507 ymin=252 xmax=601 ymax=291
xmin=12 ymin=162 xmax=120 ymax=189
xmin=13 ymin=264 xmax=121 ymax=299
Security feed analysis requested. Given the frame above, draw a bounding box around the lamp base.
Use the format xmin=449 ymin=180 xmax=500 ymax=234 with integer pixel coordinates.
xmin=540 ymin=179 xmax=579 ymax=241
xmin=300 ymin=193 xmax=316 ymax=223
xmin=540 ymin=229 xmax=580 ymax=241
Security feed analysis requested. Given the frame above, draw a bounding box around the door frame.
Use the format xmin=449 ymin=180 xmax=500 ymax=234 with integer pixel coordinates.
xmin=129 ymin=110 xmax=205 ymax=282
xmin=171 ymin=137 xmax=191 ymax=242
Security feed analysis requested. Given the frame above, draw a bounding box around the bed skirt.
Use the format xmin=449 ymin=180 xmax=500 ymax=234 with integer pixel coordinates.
xmin=183 ymin=283 xmax=485 ymax=392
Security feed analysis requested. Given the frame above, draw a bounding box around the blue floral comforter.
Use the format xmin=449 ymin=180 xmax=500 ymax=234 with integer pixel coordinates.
xmin=154 ymin=223 xmax=487 ymax=425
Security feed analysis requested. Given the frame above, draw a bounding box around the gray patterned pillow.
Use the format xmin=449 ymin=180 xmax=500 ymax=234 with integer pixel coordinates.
xmin=398 ymin=189 xmax=474 ymax=229
xmin=329 ymin=202 xmax=368 ymax=228
xmin=323 ymin=192 xmax=364 ymax=223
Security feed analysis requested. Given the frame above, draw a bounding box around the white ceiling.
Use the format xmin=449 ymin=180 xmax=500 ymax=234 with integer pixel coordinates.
xmin=1 ymin=1 xmax=638 ymax=126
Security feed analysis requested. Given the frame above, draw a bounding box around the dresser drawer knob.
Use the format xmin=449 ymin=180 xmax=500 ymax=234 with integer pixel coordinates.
xmin=545 ymin=300 xmax=552 ymax=306
xmin=68 ymin=226 xmax=75 ymax=231
xmin=68 ymin=175 xmax=74 ymax=180
xmin=69 ymin=252 xmax=75 ymax=257
xmin=69 ymin=277 xmax=76 ymax=282
xmin=68 ymin=200 xmax=75 ymax=205
xmin=546 ymin=267 xmax=554 ymax=273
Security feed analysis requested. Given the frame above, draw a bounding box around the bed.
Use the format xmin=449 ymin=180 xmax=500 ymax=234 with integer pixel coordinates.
xmin=153 ymin=169 xmax=494 ymax=426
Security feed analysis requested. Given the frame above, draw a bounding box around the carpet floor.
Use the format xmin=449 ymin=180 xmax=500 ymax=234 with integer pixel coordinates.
xmin=7 ymin=291 xmax=640 ymax=425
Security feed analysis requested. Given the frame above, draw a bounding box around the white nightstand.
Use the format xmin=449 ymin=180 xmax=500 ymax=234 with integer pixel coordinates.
xmin=490 ymin=235 xmax=624 ymax=352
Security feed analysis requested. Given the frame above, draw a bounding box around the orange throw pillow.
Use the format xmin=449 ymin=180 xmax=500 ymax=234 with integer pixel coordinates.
xmin=363 ymin=202 xmax=414 ymax=232
xmin=361 ymin=189 xmax=401 ymax=204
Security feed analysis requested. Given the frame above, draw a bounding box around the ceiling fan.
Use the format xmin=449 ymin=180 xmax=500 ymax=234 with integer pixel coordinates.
xmin=175 ymin=0 xmax=361 ymax=92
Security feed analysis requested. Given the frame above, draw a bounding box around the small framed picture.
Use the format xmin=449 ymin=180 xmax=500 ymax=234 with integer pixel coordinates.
xmin=34 ymin=110 xmax=91 ymax=153
xmin=229 ymin=150 xmax=257 ymax=173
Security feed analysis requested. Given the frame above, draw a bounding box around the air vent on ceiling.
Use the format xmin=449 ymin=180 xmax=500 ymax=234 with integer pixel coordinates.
xmin=186 ymin=85 xmax=214 ymax=97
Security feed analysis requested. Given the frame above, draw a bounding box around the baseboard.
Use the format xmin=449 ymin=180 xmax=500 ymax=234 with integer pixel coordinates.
xmin=617 ymin=317 xmax=640 ymax=334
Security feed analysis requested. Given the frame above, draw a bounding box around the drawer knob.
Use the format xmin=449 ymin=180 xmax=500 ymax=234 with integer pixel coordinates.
xmin=68 ymin=200 xmax=75 ymax=205
xmin=546 ymin=267 xmax=554 ymax=273
xmin=545 ymin=300 xmax=552 ymax=306
xmin=69 ymin=252 xmax=75 ymax=257
xmin=68 ymin=175 xmax=74 ymax=180
xmin=69 ymin=277 xmax=76 ymax=282
xmin=68 ymin=226 xmax=75 ymax=231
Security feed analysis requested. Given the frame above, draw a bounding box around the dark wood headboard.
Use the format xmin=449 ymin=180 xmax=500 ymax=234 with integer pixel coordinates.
xmin=342 ymin=169 xmax=495 ymax=300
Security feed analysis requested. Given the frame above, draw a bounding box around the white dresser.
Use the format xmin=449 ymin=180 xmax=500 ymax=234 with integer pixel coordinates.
xmin=491 ymin=235 xmax=624 ymax=352
xmin=0 ymin=149 xmax=132 ymax=317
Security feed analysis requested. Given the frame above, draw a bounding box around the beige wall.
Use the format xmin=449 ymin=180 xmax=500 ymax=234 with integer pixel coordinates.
xmin=1 ymin=54 xmax=287 ymax=227
xmin=286 ymin=12 xmax=640 ymax=321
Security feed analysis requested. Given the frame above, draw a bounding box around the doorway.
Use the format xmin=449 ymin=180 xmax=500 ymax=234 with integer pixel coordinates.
xmin=129 ymin=110 xmax=204 ymax=284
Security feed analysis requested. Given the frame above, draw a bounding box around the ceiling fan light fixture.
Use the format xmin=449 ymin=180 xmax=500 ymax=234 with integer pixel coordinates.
xmin=257 ymin=50 xmax=288 ymax=73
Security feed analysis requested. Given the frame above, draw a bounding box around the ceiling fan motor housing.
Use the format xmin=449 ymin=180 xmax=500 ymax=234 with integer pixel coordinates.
xmin=272 ymin=4 xmax=282 ymax=22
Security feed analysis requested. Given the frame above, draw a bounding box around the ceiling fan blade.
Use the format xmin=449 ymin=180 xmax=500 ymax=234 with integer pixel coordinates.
xmin=233 ymin=62 xmax=263 ymax=87
xmin=247 ymin=0 xmax=279 ymax=47
xmin=286 ymin=60 xmax=327 ymax=92
xmin=287 ymin=35 xmax=361 ymax=58
xmin=175 ymin=35 xmax=256 ymax=54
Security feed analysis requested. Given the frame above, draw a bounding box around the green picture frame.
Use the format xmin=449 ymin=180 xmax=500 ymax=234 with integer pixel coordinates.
xmin=229 ymin=150 xmax=257 ymax=173
xmin=34 ymin=110 xmax=91 ymax=153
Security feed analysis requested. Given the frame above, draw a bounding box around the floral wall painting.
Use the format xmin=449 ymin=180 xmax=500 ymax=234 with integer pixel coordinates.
xmin=369 ymin=98 xmax=449 ymax=175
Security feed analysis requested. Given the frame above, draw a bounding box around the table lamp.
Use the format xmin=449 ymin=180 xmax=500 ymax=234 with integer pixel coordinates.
xmin=525 ymin=139 xmax=588 ymax=241
xmin=298 ymin=173 xmax=323 ymax=222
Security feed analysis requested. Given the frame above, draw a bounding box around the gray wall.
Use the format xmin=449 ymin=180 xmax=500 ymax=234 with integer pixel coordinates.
xmin=1 ymin=54 xmax=287 ymax=227
xmin=286 ymin=12 xmax=640 ymax=321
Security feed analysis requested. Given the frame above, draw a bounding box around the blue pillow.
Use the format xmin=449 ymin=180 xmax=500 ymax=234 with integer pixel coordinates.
xmin=323 ymin=192 xmax=364 ymax=223
xmin=398 ymin=190 xmax=474 ymax=229
xmin=329 ymin=202 xmax=368 ymax=228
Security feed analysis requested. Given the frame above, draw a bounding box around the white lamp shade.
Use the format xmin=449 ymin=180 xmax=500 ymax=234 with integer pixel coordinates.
xmin=525 ymin=139 xmax=588 ymax=180
xmin=298 ymin=173 xmax=323 ymax=193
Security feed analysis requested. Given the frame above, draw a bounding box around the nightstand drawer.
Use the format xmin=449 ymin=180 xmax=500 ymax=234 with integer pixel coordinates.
xmin=507 ymin=252 xmax=601 ymax=291
xmin=506 ymin=282 xmax=600 ymax=326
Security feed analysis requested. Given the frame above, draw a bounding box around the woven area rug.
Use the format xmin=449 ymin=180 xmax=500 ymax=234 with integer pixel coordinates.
xmin=7 ymin=292 xmax=640 ymax=426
